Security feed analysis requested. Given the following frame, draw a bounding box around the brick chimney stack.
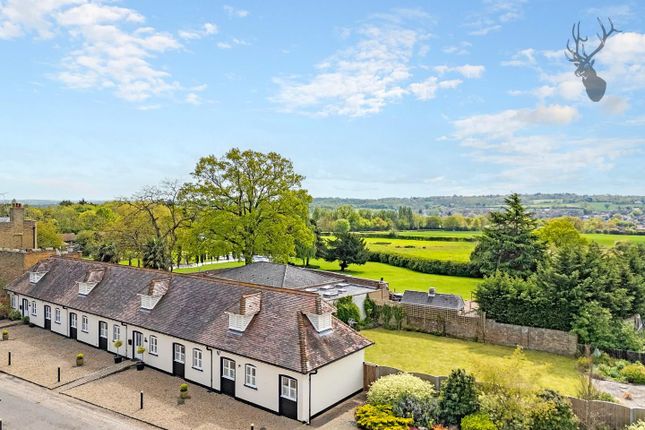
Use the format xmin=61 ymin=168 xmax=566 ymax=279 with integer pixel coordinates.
xmin=9 ymin=201 xmax=24 ymax=227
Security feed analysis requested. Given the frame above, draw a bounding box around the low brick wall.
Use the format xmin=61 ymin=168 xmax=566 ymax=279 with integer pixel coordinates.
xmin=364 ymin=362 xmax=645 ymax=430
xmin=397 ymin=302 xmax=577 ymax=356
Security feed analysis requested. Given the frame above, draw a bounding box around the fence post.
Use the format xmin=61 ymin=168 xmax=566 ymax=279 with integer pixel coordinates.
xmin=140 ymin=391 xmax=143 ymax=409
xmin=57 ymin=367 xmax=61 ymax=383
xmin=8 ymin=351 xmax=10 ymax=366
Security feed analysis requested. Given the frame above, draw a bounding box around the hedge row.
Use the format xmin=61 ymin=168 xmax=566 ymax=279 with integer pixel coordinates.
xmin=368 ymin=252 xmax=482 ymax=278
xmin=357 ymin=233 xmax=478 ymax=242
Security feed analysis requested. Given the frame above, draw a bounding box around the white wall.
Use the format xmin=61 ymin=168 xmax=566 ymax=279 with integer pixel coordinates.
xmin=352 ymin=294 xmax=367 ymax=319
xmin=310 ymin=349 xmax=365 ymax=416
xmin=9 ymin=293 xmax=360 ymax=423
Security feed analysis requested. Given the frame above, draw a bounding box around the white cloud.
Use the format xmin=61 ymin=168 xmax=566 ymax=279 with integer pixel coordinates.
xmin=409 ymin=77 xmax=463 ymax=100
xmin=273 ymin=20 xmax=431 ymax=117
xmin=223 ymin=5 xmax=249 ymax=18
xmin=216 ymin=37 xmax=249 ymax=49
xmin=447 ymin=104 xmax=644 ymax=188
xmin=465 ymin=0 xmax=526 ymax=36
xmin=600 ymin=95 xmax=629 ymax=115
xmin=0 ymin=0 xmax=211 ymax=104
xmin=178 ymin=22 xmax=218 ymax=40
xmin=443 ymin=41 xmax=471 ymax=55
xmin=434 ymin=64 xmax=485 ymax=78
xmin=501 ymin=48 xmax=536 ymax=67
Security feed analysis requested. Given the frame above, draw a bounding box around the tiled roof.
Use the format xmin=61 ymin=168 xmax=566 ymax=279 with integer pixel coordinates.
xmin=401 ymin=290 xmax=465 ymax=310
xmin=6 ymin=257 xmax=372 ymax=373
xmin=209 ymin=262 xmax=344 ymax=289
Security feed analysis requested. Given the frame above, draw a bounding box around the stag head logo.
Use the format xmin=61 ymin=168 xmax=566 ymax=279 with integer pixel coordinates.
xmin=566 ymin=18 xmax=620 ymax=102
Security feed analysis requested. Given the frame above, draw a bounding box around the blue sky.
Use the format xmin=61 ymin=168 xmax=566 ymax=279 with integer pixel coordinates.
xmin=1 ymin=0 xmax=644 ymax=200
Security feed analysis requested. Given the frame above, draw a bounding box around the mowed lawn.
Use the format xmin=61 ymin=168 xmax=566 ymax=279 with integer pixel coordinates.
xmin=362 ymin=328 xmax=581 ymax=395
xmin=581 ymin=233 xmax=645 ymax=247
xmin=364 ymin=237 xmax=475 ymax=262
xmin=299 ymin=259 xmax=480 ymax=299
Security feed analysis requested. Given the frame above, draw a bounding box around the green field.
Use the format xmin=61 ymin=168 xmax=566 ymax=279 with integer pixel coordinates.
xmin=363 ymin=328 xmax=580 ymax=395
xmin=581 ymin=233 xmax=645 ymax=247
xmin=364 ymin=237 xmax=475 ymax=262
xmin=175 ymin=261 xmax=244 ymax=273
xmin=298 ymin=258 xmax=480 ymax=299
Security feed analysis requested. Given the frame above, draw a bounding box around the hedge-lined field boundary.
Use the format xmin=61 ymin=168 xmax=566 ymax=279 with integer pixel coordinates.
xmin=368 ymin=251 xmax=481 ymax=278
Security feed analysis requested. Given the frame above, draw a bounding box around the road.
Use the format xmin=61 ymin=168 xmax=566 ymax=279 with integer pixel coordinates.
xmin=0 ymin=374 xmax=154 ymax=430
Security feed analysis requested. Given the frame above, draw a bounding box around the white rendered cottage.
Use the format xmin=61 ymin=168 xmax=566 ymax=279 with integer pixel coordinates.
xmin=6 ymin=257 xmax=372 ymax=422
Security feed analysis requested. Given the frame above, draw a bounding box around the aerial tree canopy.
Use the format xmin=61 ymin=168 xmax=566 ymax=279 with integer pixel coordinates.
xmin=183 ymin=148 xmax=313 ymax=264
xmin=470 ymin=193 xmax=546 ymax=278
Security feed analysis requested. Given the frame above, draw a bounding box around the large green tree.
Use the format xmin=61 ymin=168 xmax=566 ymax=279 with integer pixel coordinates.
xmin=183 ymin=148 xmax=313 ymax=264
xmin=470 ymin=193 xmax=546 ymax=278
xmin=325 ymin=232 xmax=369 ymax=271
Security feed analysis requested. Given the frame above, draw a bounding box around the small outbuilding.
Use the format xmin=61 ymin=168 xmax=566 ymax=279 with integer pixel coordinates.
xmin=400 ymin=288 xmax=465 ymax=312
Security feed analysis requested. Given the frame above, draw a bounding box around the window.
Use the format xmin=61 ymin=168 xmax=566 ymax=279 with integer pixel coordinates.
xmin=192 ymin=349 xmax=203 ymax=370
xmin=10 ymin=294 xmax=17 ymax=309
xmin=149 ymin=336 xmax=158 ymax=355
xmin=280 ymin=376 xmax=297 ymax=401
xmin=70 ymin=313 xmax=77 ymax=328
xmin=31 ymin=301 xmax=37 ymax=316
xmin=174 ymin=344 xmax=185 ymax=363
xmin=81 ymin=315 xmax=88 ymax=332
xmin=54 ymin=308 xmax=61 ymax=324
xmin=222 ymin=358 xmax=235 ymax=380
xmin=112 ymin=324 xmax=120 ymax=341
xmin=245 ymin=365 xmax=257 ymax=388
xmin=45 ymin=306 xmax=51 ymax=320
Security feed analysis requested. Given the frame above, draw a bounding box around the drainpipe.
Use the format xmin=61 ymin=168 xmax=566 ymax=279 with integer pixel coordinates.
xmin=121 ymin=323 xmax=128 ymax=359
xmin=308 ymin=369 xmax=318 ymax=425
xmin=206 ymin=346 xmax=213 ymax=390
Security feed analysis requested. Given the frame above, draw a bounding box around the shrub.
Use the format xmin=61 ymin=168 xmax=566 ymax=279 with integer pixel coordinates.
xmin=8 ymin=309 xmax=21 ymax=320
xmin=355 ymin=404 xmax=413 ymax=430
xmin=438 ymin=369 xmax=480 ymax=425
xmin=180 ymin=383 xmax=188 ymax=392
xmin=461 ymin=412 xmax=497 ymax=430
xmin=136 ymin=345 xmax=146 ymax=355
xmin=576 ymin=375 xmax=616 ymax=402
xmin=621 ymin=362 xmax=645 ymax=384
xmin=392 ymin=393 xmax=437 ymax=428
xmin=367 ymin=373 xmax=434 ymax=407
xmin=2 ymin=329 xmax=8 ymax=335
xmin=76 ymin=353 xmax=84 ymax=360
xmin=381 ymin=304 xmax=393 ymax=329
xmin=627 ymin=421 xmax=645 ymax=430
xmin=22 ymin=316 xmax=29 ymax=324
xmin=364 ymin=296 xmax=377 ymax=322
xmin=0 ymin=303 xmax=8 ymax=319
xmin=335 ymin=296 xmax=361 ymax=325
xmin=368 ymin=251 xmax=481 ymax=277
xmin=528 ymin=389 xmax=578 ymax=430
xmin=576 ymin=356 xmax=592 ymax=372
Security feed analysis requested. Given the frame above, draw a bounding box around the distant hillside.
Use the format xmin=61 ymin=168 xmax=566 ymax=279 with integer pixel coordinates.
xmin=312 ymin=194 xmax=645 ymax=220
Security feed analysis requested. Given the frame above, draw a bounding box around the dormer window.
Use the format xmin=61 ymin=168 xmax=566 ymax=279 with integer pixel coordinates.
xmin=77 ymin=268 xmax=105 ymax=296
xmin=306 ymin=296 xmax=333 ymax=333
xmin=227 ymin=292 xmax=261 ymax=332
xmin=139 ymin=278 xmax=170 ymax=310
xmin=29 ymin=271 xmax=48 ymax=283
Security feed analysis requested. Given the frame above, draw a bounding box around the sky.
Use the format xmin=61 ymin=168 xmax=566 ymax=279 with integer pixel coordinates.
xmin=0 ymin=0 xmax=644 ymax=200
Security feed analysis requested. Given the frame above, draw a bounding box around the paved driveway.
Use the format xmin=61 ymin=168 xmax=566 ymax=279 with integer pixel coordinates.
xmin=0 ymin=373 xmax=152 ymax=429
xmin=0 ymin=324 xmax=116 ymax=388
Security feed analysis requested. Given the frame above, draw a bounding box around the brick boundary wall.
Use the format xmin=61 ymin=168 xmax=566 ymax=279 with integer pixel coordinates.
xmin=395 ymin=301 xmax=578 ymax=356
xmin=363 ymin=362 xmax=645 ymax=430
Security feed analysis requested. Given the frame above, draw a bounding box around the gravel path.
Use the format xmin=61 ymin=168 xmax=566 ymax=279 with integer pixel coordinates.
xmin=0 ymin=324 xmax=116 ymax=388
xmin=594 ymin=379 xmax=645 ymax=408
xmin=65 ymin=367 xmax=309 ymax=430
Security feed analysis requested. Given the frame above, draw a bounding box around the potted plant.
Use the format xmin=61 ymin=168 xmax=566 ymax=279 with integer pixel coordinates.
xmin=2 ymin=329 xmax=8 ymax=341
xmin=76 ymin=353 xmax=84 ymax=367
xmin=136 ymin=345 xmax=145 ymax=370
xmin=22 ymin=315 xmax=30 ymax=325
xmin=179 ymin=383 xmax=189 ymax=399
xmin=113 ymin=339 xmax=123 ymax=363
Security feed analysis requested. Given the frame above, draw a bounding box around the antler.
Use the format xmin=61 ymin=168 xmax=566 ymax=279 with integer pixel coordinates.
xmin=584 ymin=17 xmax=620 ymax=60
xmin=566 ymin=18 xmax=620 ymax=69
xmin=566 ymin=22 xmax=587 ymax=65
